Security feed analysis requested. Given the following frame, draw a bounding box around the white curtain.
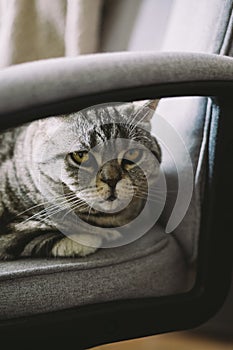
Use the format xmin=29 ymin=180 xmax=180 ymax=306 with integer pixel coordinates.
xmin=0 ymin=0 xmax=103 ymax=68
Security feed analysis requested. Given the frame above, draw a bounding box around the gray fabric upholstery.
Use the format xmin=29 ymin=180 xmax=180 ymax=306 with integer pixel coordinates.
xmin=0 ymin=52 xmax=232 ymax=116
xmin=0 ymin=0 xmax=233 ymax=321
xmin=155 ymin=97 xmax=209 ymax=261
xmin=0 ymin=225 xmax=189 ymax=320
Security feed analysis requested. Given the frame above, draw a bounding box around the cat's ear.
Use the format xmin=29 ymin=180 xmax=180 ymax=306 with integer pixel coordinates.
xmin=132 ymin=99 xmax=159 ymax=120
xmin=131 ymin=99 xmax=159 ymax=130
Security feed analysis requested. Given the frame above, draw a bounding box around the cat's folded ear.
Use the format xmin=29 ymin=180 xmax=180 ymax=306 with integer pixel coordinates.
xmin=146 ymin=100 xmax=160 ymax=111
xmin=131 ymin=99 xmax=159 ymax=130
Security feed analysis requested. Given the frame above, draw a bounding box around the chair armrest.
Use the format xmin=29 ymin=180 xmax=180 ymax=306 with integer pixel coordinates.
xmin=0 ymin=52 xmax=233 ymax=130
xmin=0 ymin=52 xmax=233 ymax=346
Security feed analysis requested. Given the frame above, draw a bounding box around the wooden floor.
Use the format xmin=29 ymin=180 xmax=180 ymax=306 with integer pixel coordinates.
xmin=93 ymin=332 xmax=233 ymax=350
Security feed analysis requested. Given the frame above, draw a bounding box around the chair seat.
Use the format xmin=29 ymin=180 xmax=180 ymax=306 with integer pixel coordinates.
xmin=0 ymin=224 xmax=189 ymax=320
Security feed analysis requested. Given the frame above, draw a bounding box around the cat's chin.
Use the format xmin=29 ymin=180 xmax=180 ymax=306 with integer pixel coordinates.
xmin=77 ymin=197 xmax=146 ymax=228
xmin=94 ymin=198 xmax=130 ymax=213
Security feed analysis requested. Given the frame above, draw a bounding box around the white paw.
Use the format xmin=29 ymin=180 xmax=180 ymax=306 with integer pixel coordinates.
xmin=99 ymin=229 xmax=122 ymax=241
xmin=51 ymin=237 xmax=97 ymax=257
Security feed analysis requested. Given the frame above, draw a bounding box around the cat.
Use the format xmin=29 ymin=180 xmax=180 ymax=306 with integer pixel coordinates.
xmin=0 ymin=100 xmax=161 ymax=260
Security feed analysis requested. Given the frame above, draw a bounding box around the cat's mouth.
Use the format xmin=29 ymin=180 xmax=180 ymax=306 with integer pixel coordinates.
xmin=62 ymin=185 xmax=146 ymax=226
xmin=106 ymin=194 xmax=117 ymax=202
xmin=90 ymin=196 xmax=131 ymax=213
xmin=76 ymin=195 xmax=146 ymax=228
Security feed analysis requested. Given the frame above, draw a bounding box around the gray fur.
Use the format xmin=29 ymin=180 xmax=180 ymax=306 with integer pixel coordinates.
xmin=0 ymin=101 xmax=161 ymax=259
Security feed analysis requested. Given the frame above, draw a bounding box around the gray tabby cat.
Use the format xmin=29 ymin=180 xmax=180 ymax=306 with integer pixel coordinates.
xmin=0 ymin=100 xmax=161 ymax=260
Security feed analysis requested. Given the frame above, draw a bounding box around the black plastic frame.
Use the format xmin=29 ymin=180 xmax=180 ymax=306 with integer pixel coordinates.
xmin=0 ymin=81 xmax=233 ymax=348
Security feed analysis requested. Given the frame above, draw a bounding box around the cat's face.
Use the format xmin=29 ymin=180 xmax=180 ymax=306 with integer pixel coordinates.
xmin=32 ymin=101 xmax=161 ymax=227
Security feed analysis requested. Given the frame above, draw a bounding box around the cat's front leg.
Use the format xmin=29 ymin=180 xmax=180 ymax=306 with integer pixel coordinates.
xmin=51 ymin=225 xmax=122 ymax=258
xmin=0 ymin=242 xmax=17 ymax=260
xmin=51 ymin=234 xmax=101 ymax=258
xmin=0 ymin=232 xmax=39 ymax=260
xmin=51 ymin=226 xmax=122 ymax=258
xmin=0 ymin=230 xmax=54 ymax=260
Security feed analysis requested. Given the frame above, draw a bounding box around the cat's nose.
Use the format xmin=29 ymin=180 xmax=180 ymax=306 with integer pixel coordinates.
xmin=101 ymin=177 xmax=120 ymax=189
xmin=99 ymin=161 xmax=122 ymax=188
xmin=107 ymin=194 xmax=117 ymax=201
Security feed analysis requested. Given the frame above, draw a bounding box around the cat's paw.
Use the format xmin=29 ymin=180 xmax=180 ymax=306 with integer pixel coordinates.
xmin=99 ymin=228 xmax=122 ymax=242
xmin=51 ymin=237 xmax=97 ymax=258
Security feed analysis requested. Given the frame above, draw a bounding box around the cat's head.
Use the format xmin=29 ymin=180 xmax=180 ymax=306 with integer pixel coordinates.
xmin=32 ymin=100 xmax=161 ymax=227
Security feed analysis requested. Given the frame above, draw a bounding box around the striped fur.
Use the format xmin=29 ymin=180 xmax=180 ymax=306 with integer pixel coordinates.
xmin=0 ymin=101 xmax=161 ymax=259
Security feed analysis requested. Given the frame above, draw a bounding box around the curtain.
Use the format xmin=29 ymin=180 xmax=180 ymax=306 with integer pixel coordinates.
xmin=0 ymin=0 xmax=103 ymax=68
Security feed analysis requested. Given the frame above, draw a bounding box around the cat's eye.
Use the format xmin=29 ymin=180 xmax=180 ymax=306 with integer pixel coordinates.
xmin=123 ymin=149 xmax=142 ymax=164
xmin=70 ymin=151 xmax=95 ymax=167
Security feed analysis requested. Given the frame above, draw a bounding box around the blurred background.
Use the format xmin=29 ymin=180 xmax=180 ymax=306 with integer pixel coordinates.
xmin=0 ymin=0 xmax=232 ymax=348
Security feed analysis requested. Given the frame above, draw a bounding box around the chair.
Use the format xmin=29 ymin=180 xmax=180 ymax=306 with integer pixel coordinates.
xmin=0 ymin=1 xmax=232 ymax=348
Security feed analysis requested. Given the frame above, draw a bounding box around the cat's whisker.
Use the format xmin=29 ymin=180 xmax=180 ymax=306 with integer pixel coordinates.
xmin=39 ymin=198 xmax=86 ymax=221
xmin=17 ymin=206 xmax=60 ymax=225
xmin=16 ymin=192 xmax=77 ymax=217
xmin=87 ymin=201 xmax=95 ymax=221
xmin=79 ymin=186 xmax=97 ymax=191
xmin=42 ymin=201 xmax=83 ymax=218
xmin=77 ymin=188 xmax=98 ymax=198
xmin=124 ymin=114 xmax=139 ymax=134
xmin=44 ymin=202 xmax=85 ymax=221
xmin=79 ymin=194 xmax=97 ymax=200
xmin=16 ymin=206 xmax=56 ymax=226
xmin=137 ymin=188 xmax=165 ymax=196
xmin=138 ymin=190 xmax=165 ymax=197
xmin=129 ymin=109 xmax=151 ymax=135
xmin=127 ymin=108 xmax=144 ymax=131
xmin=136 ymin=191 xmax=166 ymax=200
xmin=33 ymin=194 xmax=79 ymax=216
xmin=18 ymin=188 xmax=98 ymax=225
xmin=138 ymin=185 xmax=160 ymax=191
xmin=134 ymin=194 xmax=164 ymax=203
xmin=17 ymin=195 xmax=81 ymax=224
xmin=61 ymin=200 xmax=89 ymax=220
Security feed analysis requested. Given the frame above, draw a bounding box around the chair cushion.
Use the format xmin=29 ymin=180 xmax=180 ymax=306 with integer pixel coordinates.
xmin=0 ymin=224 xmax=189 ymax=320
